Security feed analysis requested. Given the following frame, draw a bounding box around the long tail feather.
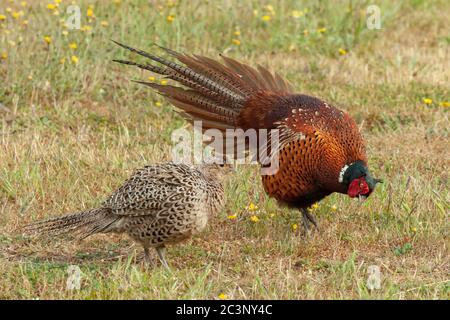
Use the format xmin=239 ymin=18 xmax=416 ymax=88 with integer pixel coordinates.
xmin=133 ymin=80 xmax=237 ymax=123
xmin=112 ymin=59 xmax=170 ymax=76
xmin=112 ymin=40 xmax=295 ymax=146
xmin=112 ymin=40 xmax=244 ymax=106
xmin=156 ymin=44 xmax=250 ymax=98
xmin=24 ymin=208 xmax=118 ymax=239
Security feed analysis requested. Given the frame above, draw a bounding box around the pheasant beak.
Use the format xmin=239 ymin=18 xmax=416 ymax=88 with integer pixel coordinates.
xmin=365 ymin=174 xmax=383 ymax=192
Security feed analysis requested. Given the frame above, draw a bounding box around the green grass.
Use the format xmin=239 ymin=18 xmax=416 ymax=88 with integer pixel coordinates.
xmin=0 ymin=0 xmax=449 ymax=299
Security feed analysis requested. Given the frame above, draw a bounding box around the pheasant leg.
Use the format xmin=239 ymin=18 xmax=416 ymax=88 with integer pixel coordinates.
xmin=156 ymin=246 xmax=170 ymax=270
xmin=143 ymin=247 xmax=153 ymax=264
xmin=301 ymin=208 xmax=319 ymax=234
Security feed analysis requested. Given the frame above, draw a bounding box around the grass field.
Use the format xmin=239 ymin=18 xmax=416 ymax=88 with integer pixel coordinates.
xmin=0 ymin=0 xmax=448 ymax=299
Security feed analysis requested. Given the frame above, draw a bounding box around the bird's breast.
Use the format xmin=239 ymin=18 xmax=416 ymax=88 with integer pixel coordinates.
xmin=261 ymin=139 xmax=330 ymax=207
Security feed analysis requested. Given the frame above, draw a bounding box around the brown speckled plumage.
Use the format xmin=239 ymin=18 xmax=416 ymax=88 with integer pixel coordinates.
xmin=114 ymin=42 xmax=380 ymax=232
xmin=25 ymin=163 xmax=232 ymax=268
xmin=258 ymin=95 xmax=367 ymax=204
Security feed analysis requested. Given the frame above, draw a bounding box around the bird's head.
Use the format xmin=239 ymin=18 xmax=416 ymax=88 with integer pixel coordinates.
xmin=339 ymin=161 xmax=382 ymax=200
xmin=200 ymin=162 xmax=235 ymax=181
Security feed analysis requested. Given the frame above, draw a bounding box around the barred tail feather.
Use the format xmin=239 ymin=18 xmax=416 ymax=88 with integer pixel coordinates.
xmin=112 ymin=40 xmax=295 ymax=158
xmin=112 ymin=40 xmax=244 ymax=105
xmin=113 ymin=41 xmax=291 ymax=126
xmin=24 ymin=208 xmax=119 ymax=239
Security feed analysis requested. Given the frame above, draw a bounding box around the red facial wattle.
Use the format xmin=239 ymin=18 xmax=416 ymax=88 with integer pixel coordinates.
xmin=348 ymin=178 xmax=370 ymax=198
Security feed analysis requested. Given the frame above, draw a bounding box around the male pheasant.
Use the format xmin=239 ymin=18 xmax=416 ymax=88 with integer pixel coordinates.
xmin=25 ymin=163 xmax=232 ymax=268
xmin=113 ymin=41 xmax=382 ymax=231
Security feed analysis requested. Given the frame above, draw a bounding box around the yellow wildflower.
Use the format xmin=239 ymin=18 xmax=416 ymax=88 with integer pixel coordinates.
xmin=312 ymin=202 xmax=319 ymax=210
xmin=21 ymin=1 xmax=28 ymax=7
xmin=218 ymin=293 xmax=228 ymax=300
xmin=261 ymin=15 xmax=271 ymax=22
xmin=160 ymin=79 xmax=168 ymax=85
xmin=1 ymin=52 xmax=7 ymax=60
xmin=288 ymin=44 xmax=296 ymax=51
xmin=101 ymin=21 xmax=109 ymax=27
xmin=317 ymin=27 xmax=327 ymax=33
xmin=47 ymin=4 xmax=56 ymax=10
xmin=249 ymin=215 xmax=259 ymax=223
xmin=411 ymin=227 xmax=417 ymax=233
xmin=331 ymin=205 xmax=337 ymax=212
xmin=227 ymin=214 xmax=237 ymax=220
xmin=11 ymin=12 xmax=20 ymax=19
xmin=338 ymin=48 xmax=348 ymax=55
xmin=62 ymin=30 xmax=68 ymax=36
xmin=291 ymin=10 xmax=304 ymax=18
xmin=292 ymin=223 xmax=298 ymax=231
xmin=114 ymin=0 xmax=121 ymax=4
xmin=148 ymin=76 xmax=155 ymax=81
xmin=22 ymin=20 xmax=29 ymax=25
xmin=0 ymin=15 xmax=6 ymax=21
xmin=55 ymin=0 xmax=62 ymax=3
xmin=439 ymin=101 xmax=450 ymax=107
xmin=87 ymin=8 xmax=94 ymax=18
xmin=232 ymin=39 xmax=241 ymax=46
xmin=422 ymin=98 xmax=432 ymax=105
xmin=44 ymin=36 xmax=52 ymax=44
xmin=69 ymin=42 xmax=77 ymax=50
xmin=60 ymin=57 xmax=66 ymax=65
xmin=269 ymin=213 xmax=275 ymax=218
xmin=155 ymin=101 xmax=162 ymax=107
xmin=81 ymin=25 xmax=92 ymax=32
xmin=167 ymin=15 xmax=175 ymax=23
xmin=247 ymin=203 xmax=258 ymax=211
xmin=71 ymin=55 xmax=79 ymax=64
xmin=6 ymin=8 xmax=12 ymax=13
xmin=28 ymin=74 xmax=33 ymax=80
xmin=253 ymin=10 xmax=258 ymax=17
xmin=264 ymin=4 xmax=275 ymax=15
xmin=233 ymin=30 xmax=240 ymax=36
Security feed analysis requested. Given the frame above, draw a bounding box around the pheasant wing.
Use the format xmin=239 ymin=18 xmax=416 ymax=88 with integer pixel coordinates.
xmin=102 ymin=163 xmax=203 ymax=217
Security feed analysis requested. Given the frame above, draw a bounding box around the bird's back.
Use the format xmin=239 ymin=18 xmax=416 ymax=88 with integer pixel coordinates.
xmin=103 ymin=163 xmax=224 ymax=246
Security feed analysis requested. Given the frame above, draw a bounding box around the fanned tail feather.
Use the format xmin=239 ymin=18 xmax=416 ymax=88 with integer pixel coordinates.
xmin=112 ymin=40 xmax=293 ymax=129
xmin=113 ymin=41 xmax=295 ymax=161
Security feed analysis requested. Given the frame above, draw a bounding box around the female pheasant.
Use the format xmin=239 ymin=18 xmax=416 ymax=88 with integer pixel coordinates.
xmin=25 ymin=163 xmax=233 ymax=268
xmin=113 ymin=41 xmax=382 ymax=232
